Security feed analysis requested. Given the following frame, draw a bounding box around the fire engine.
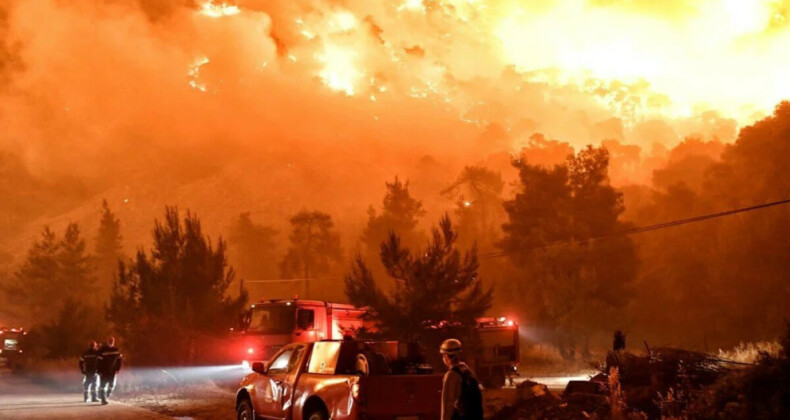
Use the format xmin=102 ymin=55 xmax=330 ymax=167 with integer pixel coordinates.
xmin=0 ymin=327 xmax=27 ymax=370
xmin=231 ymin=299 xmax=367 ymax=366
xmin=473 ymin=316 xmax=520 ymax=388
xmin=229 ymin=299 xmax=519 ymax=389
xmin=423 ymin=316 xmax=520 ymax=389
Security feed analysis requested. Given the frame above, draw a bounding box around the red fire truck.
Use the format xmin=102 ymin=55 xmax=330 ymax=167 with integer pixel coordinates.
xmin=0 ymin=327 xmax=27 ymax=370
xmin=231 ymin=299 xmax=367 ymax=366
xmin=473 ymin=316 xmax=520 ymax=388
xmin=229 ymin=299 xmax=519 ymax=389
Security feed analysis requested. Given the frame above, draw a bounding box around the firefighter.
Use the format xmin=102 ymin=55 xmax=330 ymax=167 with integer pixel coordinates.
xmin=97 ymin=336 xmax=123 ymax=405
xmin=79 ymin=340 xmax=100 ymax=402
xmin=440 ymin=338 xmax=483 ymax=420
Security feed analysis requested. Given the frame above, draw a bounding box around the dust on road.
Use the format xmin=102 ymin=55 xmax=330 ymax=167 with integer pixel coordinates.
xmin=0 ymin=372 xmax=169 ymax=420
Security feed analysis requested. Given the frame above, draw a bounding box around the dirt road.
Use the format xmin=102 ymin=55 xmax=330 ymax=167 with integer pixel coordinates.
xmin=0 ymin=373 xmax=169 ymax=420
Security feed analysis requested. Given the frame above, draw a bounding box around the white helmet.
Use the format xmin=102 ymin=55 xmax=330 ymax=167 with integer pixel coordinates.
xmin=440 ymin=338 xmax=462 ymax=355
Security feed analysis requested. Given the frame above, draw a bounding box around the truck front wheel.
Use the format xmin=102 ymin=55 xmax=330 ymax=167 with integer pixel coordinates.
xmin=237 ymin=399 xmax=255 ymax=420
xmin=306 ymin=408 xmax=328 ymax=420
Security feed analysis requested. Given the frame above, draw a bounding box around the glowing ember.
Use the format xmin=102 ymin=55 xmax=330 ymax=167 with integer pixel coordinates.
xmin=199 ymin=1 xmax=240 ymax=18
xmin=331 ymin=11 xmax=357 ymax=32
xmin=188 ymin=56 xmax=210 ymax=92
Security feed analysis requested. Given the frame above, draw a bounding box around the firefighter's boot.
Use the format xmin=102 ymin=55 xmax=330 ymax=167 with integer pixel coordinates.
xmin=99 ymin=389 xmax=108 ymax=405
xmin=91 ymin=391 xmax=99 ymax=402
xmin=83 ymin=391 xmax=88 ymax=402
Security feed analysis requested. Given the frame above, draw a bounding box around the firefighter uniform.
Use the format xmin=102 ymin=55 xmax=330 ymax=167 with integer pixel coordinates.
xmin=79 ymin=346 xmax=100 ymax=402
xmin=97 ymin=342 xmax=123 ymax=404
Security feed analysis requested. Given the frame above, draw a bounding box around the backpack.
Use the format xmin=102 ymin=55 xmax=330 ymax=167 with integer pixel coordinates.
xmin=451 ymin=365 xmax=484 ymax=420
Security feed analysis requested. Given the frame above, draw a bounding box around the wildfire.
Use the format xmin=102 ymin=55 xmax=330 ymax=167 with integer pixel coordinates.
xmin=183 ymin=0 xmax=790 ymax=127
xmin=199 ymin=1 xmax=240 ymax=18
xmin=316 ymin=44 xmax=361 ymax=96
xmin=494 ymin=0 xmax=790 ymax=122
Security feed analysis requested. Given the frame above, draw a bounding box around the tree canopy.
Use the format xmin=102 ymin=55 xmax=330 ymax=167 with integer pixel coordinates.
xmin=500 ymin=146 xmax=637 ymax=358
xmin=346 ymin=215 xmax=492 ymax=342
xmin=361 ymin=177 xmax=426 ymax=256
xmin=280 ymin=210 xmax=342 ymax=297
xmin=107 ymin=207 xmax=246 ymax=364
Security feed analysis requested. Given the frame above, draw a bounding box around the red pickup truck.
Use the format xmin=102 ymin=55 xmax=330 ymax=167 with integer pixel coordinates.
xmin=235 ymin=340 xmax=443 ymax=420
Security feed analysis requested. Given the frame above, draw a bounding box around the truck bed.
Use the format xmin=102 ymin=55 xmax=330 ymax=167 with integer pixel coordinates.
xmin=358 ymin=374 xmax=443 ymax=419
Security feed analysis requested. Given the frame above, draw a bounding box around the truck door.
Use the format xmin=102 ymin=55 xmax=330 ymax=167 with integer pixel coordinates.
xmin=295 ymin=308 xmax=319 ymax=342
xmin=256 ymin=344 xmax=307 ymax=419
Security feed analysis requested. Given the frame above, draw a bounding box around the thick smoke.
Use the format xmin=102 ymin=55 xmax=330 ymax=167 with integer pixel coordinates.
xmin=0 ymin=0 xmax=787 ymax=290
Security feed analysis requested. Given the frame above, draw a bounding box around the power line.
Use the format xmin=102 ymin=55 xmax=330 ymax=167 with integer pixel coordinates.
xmin=478 ymin=197 xmax=790 ymax=260
xmin=243 ymin=276 xmax=341 ymax=284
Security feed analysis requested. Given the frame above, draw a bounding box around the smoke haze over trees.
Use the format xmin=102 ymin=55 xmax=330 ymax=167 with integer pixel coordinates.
xmin=1 ymin=0 xmax=790 ymax=354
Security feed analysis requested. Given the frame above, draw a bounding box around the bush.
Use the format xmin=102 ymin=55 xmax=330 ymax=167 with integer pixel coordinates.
xmin=686 ymin=324 xmax=790 ymax=419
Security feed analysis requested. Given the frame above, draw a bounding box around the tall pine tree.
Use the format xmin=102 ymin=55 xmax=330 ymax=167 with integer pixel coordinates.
xmin=280 ymin=210 xmax=342 ymax=298
xmin=361 ymin=177 xmax=426 ymax=256
xmin=346 ymin=215 xmax=492 ymax=342
xmin=2 ymin=224 xmax=95 ymax=324
xmin=108 ymin=207 xmax=247 ymax=365
xmin=95 ymin=199 xmax=123 ymax=299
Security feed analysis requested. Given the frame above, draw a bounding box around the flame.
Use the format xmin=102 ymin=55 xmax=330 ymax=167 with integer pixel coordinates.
xmin=316 ymin=44 xmax=361 ymax=96
xmin=493 ymin=0 xmax=790 ymax=122
xmin=199 ymin=1 xmax=240 ymax=18
xmin=188 ymin=56 xmax=210 ymax=92
xmin=182 ymin=0 xmax=790 ymax=129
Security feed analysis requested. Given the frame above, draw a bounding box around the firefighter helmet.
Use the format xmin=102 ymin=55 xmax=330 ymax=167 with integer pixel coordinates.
xmin=440 ymin=338 xmax=463 ymax=355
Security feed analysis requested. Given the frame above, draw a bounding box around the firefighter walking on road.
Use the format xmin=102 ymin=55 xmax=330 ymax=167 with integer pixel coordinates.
xmin=440 ymin=338 xmax=483 ymax=420
xmin=97 ymin=336 xmax=123 ymax=405
xmin=79 ymin=340 xmax=100 ymax=403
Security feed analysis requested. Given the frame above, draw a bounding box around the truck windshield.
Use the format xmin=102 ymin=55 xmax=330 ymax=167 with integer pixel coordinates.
xmin=247 ymin=306 xmax=296 ymax=334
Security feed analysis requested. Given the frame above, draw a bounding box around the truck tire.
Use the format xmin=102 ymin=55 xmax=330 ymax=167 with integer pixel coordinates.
xmin=237 ymin=398 xmax=255 ymax=420
xmin=306 ymin=407 xmax=328 ymax=420
xmin=486 ymin=370 xmax=506 ymax=389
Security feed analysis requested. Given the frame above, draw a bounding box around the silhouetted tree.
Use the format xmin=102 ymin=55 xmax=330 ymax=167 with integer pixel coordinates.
xmin=107 ymin=207 xmax=246 ymax=364
xmin=94 ymin=199 xmax=123 ymax=299
xmin=501 ymin=146 xmax=637 ymax=358
xmin=32 ymin=298 xmax=106 ymax=359
xmin=279 ymin=210 xmax=342 ymax=297
xmin=362 ymin=177 xmax=425 ymax=256
xmin=228 ymin=212 xmax=278 ymax=281
xmin=442 ymin=166 xmax=505 ymax=249
xmin=345 ymin=215 xmax=492 ymax=342
xmin=2 ymin=223 xmax=95 ymax=324
xmin=627 ymin=101 xmax=790 ymax=347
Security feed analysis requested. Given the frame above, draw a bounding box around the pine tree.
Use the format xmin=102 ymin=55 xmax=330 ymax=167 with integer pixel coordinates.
xmin=500 ymin=146 xmax=636 ymax=358
xmin=345 ymin=215 xmax=492 ymax=342
xmin=442 ymin=166 xmax=505 ymax=249
xmin=59 ymin=223 xmax=95 ymax=292
xmin=107 ymin=207 xmax=247 ymax=365
xmin=95 ymin=199 xmax=123 ymax=299
xmin=280 ymin=210 xmax=342 ymax=298
xmin=361 ymin=177 xmax=426 ymax=256
xmin=228 ymin=212 xmax=278 ymax=281
xmin=2 ymin=224 xmax=96 ymax=324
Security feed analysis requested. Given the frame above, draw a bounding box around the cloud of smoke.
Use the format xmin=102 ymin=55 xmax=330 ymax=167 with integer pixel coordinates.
xmin=0 ymin=0 xmax=787 ymax=256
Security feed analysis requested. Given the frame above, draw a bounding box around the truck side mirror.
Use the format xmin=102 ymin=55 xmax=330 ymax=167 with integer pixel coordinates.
xmin=252 ymin=361 xmax=267 ymax=374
